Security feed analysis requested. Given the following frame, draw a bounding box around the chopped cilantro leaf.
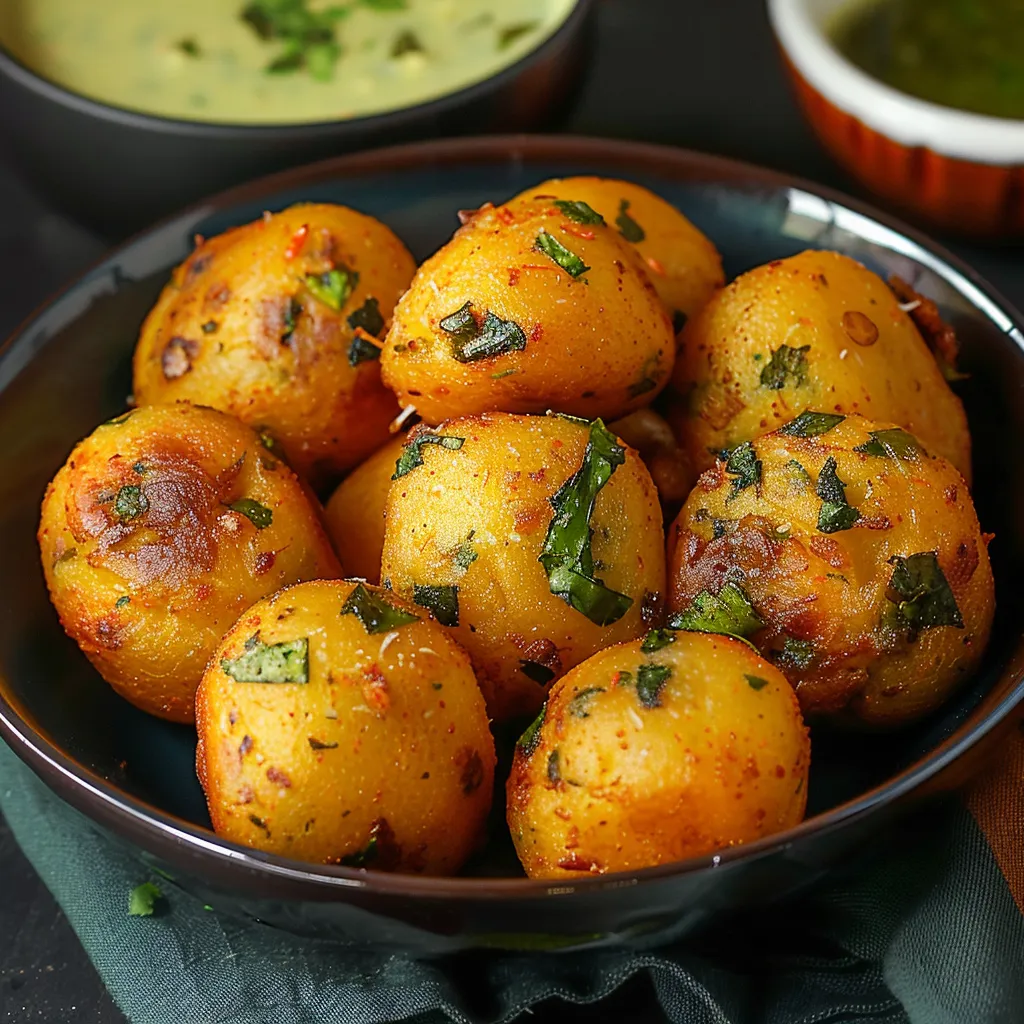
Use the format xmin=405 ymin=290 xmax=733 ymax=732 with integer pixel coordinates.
xmin=228 ymin=498 xmax=273 ymax=529
xmin=854 ymin=428 xmax=925 ymax=460
xmin=535 ymin=231 xmax=590 ymax=278
xmin=724 ymin=441 xmax=762 ymax=502
xmin=498 ymin=20 xmax=538 ymax=49
xmin=760 ymin=344 xmax=810 ymax=390
xmin=816 ymin=457 xmax=860 ymax=534
xmin=636 ymin=663 xmax=672 ymax=708
xmin=567 ymin=686 xmax=605 ymax=718
xmin=616 ymin=199 xmax=645 ymax=243
xmin=745 ymin=674 xmax=769 ymax=691
xmin=221 ymin=636 xmax=309 ymax=683
xmin=547 ymin=749 xmax=562 ymax=784
xmin=453 ymin=542 xmax=478 ymax=572
xmin=201 ymin=320 xmax=218 ymax=334
xmin=886 ymin=552 xmax=963 ymax=636
xmin=553 ymin=200 xmax=605 ymax=225
xmin=128 ymin=882 xmax=162 ymax=917
xmin=412 ymin=584 xmax=459 ymax=627
xmin=341 ymin=583 xmax=420 ymax=634
xmin=113 ymin=485 xmax=148 ymax=522
xmin=281 ymin=297 xmax=302 ymax=342
xmin=518 ymin=704 xmax=546 ymax=756
xmin=347 ymin=297 xmax=386 ymax=365
xmin=392 ymin=432 xmax=465 ymax=479
xmin=176 ymin=37 xmax=201 ymax=57
xmin=308 ymin=737 xmax=339 ymax=750
xmin=667 ymin=582 xmax=763 ymax=638
xmin=538 ymin=419 xmax=633 ymax=625
xmin=455 ymin=311 xmax=527 ymax=362
xmin=520 ymin=660 xmax=556 ymax=685
xmin=390 ymin=29 xmax=423 ymax=57
xmin=305 ymin=267 xmax=357 ymax=311
xmin=778 ymin=411 xmax=845 ymax=437
xmin=340 ymin=835 xmax=378 ymax=869
xmin=779 ymin=636 xmax=814 ymax=669
xmin=115 ymin=596 xmax=131 ymax=610
xmin=640 ymin=628 xmax=676 ymax=653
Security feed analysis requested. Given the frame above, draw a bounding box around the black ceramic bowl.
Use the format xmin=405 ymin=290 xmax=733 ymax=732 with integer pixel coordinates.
xmin=0 ymin=2 xmax=592 ymax=236
xmin=1 ymin=136 xmax=1023 ymax=955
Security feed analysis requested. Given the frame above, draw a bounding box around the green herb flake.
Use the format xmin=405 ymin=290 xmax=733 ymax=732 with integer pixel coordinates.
xmin=616 ymin=199 xmax=645 ymax=243
xmin=114 ymin=485 xmax=148 ymax=522
xmin=760 ymin=344 xmax=810 ymax=390
xmin=520 ymin=660 xmax=555 ymax=685
xmin=535 ymin=231 xmax=590 ymax=279
xmin=115 ymin=596 xmax=131 ymax=610
xmin=453 ymin=542 xmax=478 ymax=572
xmin=438 ymin=301 xmax=528 ymax=363
xmin=553 ymin=200 xmax=605 ymax=225
xmin=491 ymin=368 xmax=519 ymax=380
xmin=412 ymin=584 xmax=459 ymax=627
xmin=341 ymin=583 xmax=420 ymax=634
xmin=228 ymin=498 xmax=273 ymax=530
xmin=347 ymin=297 xmax=386 ymax=365
xmin=854 ymin=428 xmax=926 ymax=460
xmin=390 ymin=29 xmax=424 ymax=57
xmin=176 ymin=37 xmax=201 ymax=58
xmin=636 ymin=663 xmax=672 ymax=708
xmin=498 ymin=20 xmax=538 ymax=49
xmin=779 ymin=636 xmax=814 ymax=669
xmin=567 ymin=686 xmax=605 ymax=718
xmin=104 ymin=411 xmax=136 ymax=427
xmin=667 ymin=582 xmax=764 ymax=639
xmin=815 ymin=456 xmax=860 ymax=534
xmin=778 ymin=411 xmax=846 ymax=437
xmin=305 ymin=267 xmax=357 ymax=311
xmin=723 ymin=441 xmax=762 ymax=502
xmin=392 ymin=432 xmax=465 ymax=479
xmin=201 ymin=320 xmax=218 ymax=334
xmin=221 ymin=636 xmax=309 ymax=683
xmin=518 ymin=704 xmax=546 ymax=756
xmin=745 ymin=674 xmax=769 ymax=691
xmin=886 ymin=552 xmax=964 ymax=636
xmin=308 ymin=737 xmax=339 ymax=750
xmin=340 ymin=835 xmax=378 ymax=869
xmin=783 ymin=459 xmax=812 ymax=493
xmin=538 ymin=419 xmax=633 ymax=626
xmin=547 ymin=749 xmax=562 ymax=784
xmin=640 ymin=628 xmax=676 ymax=653
xmin=281 ymin=297 xmax=302 ymax=342
xmin=128 ymin=882 xmax=162 ymax=917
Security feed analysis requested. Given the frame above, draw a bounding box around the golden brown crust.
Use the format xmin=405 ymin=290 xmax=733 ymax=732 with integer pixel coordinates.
xmin=133 ymin=204 xmax=416 ymax=485
xmin=38 ymin=403 xmax=342 ymax=722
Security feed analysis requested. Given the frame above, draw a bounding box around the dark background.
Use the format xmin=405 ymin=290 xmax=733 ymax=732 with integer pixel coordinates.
xmin=1 ymin=1 xmax=1021 ymax=1021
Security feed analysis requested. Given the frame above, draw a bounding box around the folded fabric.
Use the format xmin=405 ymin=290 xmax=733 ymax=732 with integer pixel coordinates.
xmin=2 ymin=731 xmax=1023 ymax=1024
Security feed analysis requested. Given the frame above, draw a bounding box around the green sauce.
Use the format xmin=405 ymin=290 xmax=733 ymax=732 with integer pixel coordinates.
xmin=831 ymin=0 xmax=1024 ymax=120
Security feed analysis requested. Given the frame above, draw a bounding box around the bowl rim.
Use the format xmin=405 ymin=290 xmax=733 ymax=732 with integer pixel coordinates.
xmin=2 ymin=132 xmax=1024 ymax=901
xmin=0 ymin=0 xmax=590 ymax=135
xmin=767 ymin=0 xmax=1024 ymax=164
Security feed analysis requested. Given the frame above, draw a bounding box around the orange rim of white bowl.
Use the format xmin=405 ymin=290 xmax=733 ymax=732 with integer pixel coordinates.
xmin=767 ymin=0 xmax=1024 ymax=165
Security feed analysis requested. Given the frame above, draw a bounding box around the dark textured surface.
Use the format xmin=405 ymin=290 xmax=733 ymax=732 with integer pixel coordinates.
xmin=1 ymin=0 xmax=1023 ymax=1021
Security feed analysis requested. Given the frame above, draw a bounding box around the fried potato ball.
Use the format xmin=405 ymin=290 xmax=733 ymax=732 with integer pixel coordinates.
xmin=512 ymin=176 xmax=724 ymax=331
xmin=506 ymin=631 xmax=809 ymax=879
xmin=133 ymin=203 xmax=416 ymax=485
xmin=323 ymin=434 xmax=406 ymax=585
xmin=38 ymin=403 xmax=341 ymax=723
xmin=609 ymin=407 xmax=696 ymax=508
xmin=380 ymin=412 xmax=666 ymax=722
xmin=667 ymin=413 xmax=994 ymax=726
xmin=668 ymin=250 xmax=972 ymax=481
xmin=195 ymin=580 xmax=495 ymax=873
xmin=379 ymin=196 xmax=675 ymax=425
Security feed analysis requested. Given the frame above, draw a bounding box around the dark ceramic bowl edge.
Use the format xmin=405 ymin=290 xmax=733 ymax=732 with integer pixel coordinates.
xmin=1 ymin=134 xmax=1023 ymax=903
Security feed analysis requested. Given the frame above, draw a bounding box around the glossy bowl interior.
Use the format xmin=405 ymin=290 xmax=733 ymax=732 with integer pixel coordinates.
xmin=1 ymin=136 xmax=1023 ymax=953
xmin=0 ymin=2 xmax=592 ymax=235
